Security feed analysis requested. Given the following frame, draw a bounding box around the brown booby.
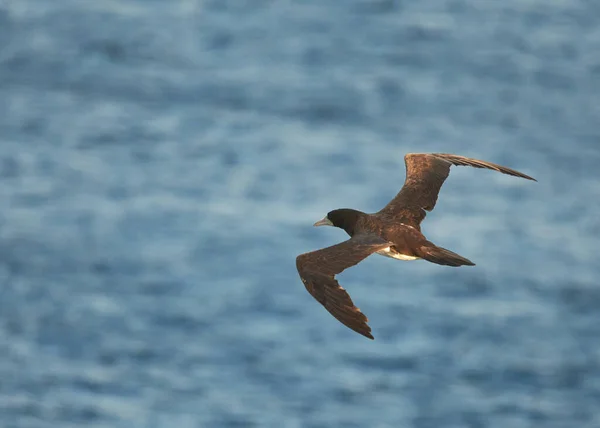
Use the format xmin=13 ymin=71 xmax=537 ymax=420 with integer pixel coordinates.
xmin=296 ymin=153 xmax=536 ymax=339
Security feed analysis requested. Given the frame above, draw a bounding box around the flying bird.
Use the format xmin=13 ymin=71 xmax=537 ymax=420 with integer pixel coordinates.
xmin=296 ymin=153 xmax=536 ymax=339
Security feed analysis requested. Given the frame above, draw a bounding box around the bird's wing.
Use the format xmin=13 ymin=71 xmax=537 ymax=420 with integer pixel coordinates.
xmin=296 ymin=233 xmax=391 ymax=339
xmin=377 ymin=153 xmax=536 ymax=228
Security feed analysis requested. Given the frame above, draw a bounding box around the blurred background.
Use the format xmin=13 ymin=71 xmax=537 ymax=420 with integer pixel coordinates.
xmin=1 ymin=0 xmax=599 ymax=427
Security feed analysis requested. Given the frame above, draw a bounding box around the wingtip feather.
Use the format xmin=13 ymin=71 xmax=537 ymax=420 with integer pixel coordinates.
xmin=429 ymin=153 xmax=536 ymax=182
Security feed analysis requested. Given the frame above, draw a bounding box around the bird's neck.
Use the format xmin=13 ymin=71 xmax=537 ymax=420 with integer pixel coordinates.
xmin=336 ymin=209 xmax=368 ymax=236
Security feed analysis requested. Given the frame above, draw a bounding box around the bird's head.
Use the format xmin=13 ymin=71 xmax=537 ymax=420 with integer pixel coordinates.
xmin=313 ymin=209 xmax=363 ymax=235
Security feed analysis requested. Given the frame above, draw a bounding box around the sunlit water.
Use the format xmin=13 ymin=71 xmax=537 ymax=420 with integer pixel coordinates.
xmin=1 ymin=1 xmax=599 ymax=427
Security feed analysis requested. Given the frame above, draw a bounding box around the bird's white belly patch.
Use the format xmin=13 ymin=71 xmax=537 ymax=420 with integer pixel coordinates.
xmin=376 ymin=247 xmax=420 ymax=261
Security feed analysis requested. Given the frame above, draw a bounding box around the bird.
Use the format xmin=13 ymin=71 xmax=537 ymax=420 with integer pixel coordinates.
xmin=296 ymin=153 xmax=536 ymax=340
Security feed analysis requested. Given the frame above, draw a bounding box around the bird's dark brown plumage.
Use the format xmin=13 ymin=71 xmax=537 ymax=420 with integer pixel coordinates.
xmin=377 ymin=153 xmax=537 ymax=229
xmin=296 ymin=234 xmax=391 ymax=339
xmin=296 ymin=153 xmax=536 ymax=339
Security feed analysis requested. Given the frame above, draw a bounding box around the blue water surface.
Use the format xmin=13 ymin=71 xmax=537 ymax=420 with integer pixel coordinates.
xmin=1 ymin=1 xmax=599 ymax=427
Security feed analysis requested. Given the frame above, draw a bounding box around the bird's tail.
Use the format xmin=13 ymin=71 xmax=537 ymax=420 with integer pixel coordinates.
xmin=419 ymin=245 xmax=475 ymax=267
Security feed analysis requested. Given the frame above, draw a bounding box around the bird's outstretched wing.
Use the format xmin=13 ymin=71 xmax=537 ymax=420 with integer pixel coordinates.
xmin=377 ymin=153 xmax=536 ymax=229
xmin=296 ymin=234 xmax=391 ymax=339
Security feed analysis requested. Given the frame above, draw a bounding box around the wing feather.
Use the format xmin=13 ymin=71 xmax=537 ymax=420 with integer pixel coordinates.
xmin=377 ymin=153 xmax=536 ymax=228
xmin=296 ymin=234 xmax=391 ymax=339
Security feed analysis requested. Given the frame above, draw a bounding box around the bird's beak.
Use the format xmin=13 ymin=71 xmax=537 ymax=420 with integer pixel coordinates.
xmin=313 ymin=217 xmax=333 ymax=227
